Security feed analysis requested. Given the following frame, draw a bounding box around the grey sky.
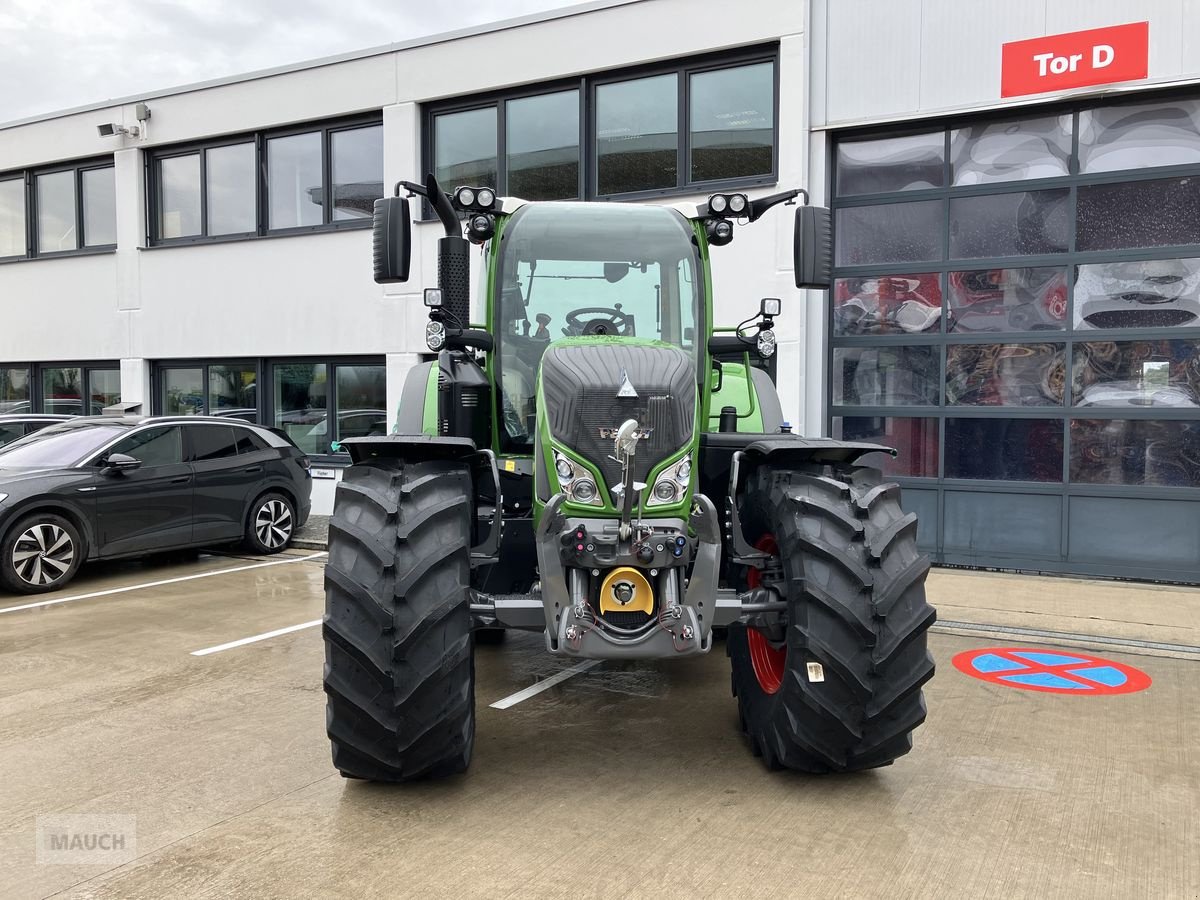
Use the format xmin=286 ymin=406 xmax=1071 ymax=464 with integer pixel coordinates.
xmin=0 ymin=0 xmax=577 ymax=123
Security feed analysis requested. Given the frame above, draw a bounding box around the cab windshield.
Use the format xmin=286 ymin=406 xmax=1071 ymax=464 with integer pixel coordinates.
xmin=494 ymin=202 xmax=702 ymax=450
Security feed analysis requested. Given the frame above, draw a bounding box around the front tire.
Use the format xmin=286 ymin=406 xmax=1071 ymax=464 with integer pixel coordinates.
xmin=243 ymin=492 xmax=296 ymax=554
xmin=728 ymin=464 xmax=936 ymax=773
xmin=0 ymin=514 xmax=85 ymax=595
xmin=323 ymin=459 xmax=475 ymax=782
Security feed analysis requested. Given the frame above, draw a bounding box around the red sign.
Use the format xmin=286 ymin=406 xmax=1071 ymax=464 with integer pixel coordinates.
xmin=952 ymin=647 xmax=1152 ymax=695
xmin=1001 ymin=22 xmax=1149 ymax=98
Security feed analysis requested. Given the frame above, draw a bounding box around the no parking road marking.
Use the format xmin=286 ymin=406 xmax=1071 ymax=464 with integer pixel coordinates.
xmin=953 ymin=647 xmax=1152 ymax=695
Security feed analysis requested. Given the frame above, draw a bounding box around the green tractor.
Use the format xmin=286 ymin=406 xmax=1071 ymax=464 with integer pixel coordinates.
xmin=322 ymin=175 xmax=935 ymax=780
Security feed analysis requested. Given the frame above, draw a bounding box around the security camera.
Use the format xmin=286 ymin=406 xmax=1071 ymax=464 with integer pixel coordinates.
xmin=96 ymin=123 xmax=139 ymax=138
xmin=97 ymin=123 xmax=116 ymax=137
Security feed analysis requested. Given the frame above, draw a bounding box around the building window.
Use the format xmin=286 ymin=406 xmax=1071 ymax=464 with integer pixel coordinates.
xmin=157 ymin=361 xmax=258 ymax=420
xmin=148 ymin=116 xmax=382 ymax=245
xmin=0 ymin=158 xmax=115 ymax=259
xmin=0 ymin=366 xmax=31 ymax=412
xmin=425 ymin=47 xmax=778 ymax=203
xmin=270 ymin=359 xmax=386 ymax=455
xmin=0 ymin=363 xmax=118 ymax=413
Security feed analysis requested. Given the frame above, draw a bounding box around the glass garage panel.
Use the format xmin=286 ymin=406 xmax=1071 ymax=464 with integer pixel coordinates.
xmin=161 ymin=368 xmax=203 ymax=415
xmin=949 ymin=189 xmax=1069 ymax=259
xmin=835 ymin=131 xmax=943 ymax=196
xmin=1079 ymin=99 xmax=1200 ymax=174
xmin=834 ymin=200 xmax=942 ymax=266
xmin=944 ymin=417 xmax=1063 ymax=482
xmin=0 ymin=178 xmax=24 ymax=257
xmin=158 ymin=154 xmax=201 ymax=239
xmin=689 ymin=62 xmax=773 ymax=183
xmin=81 ymin=167 xmax=116 ymax=247
xmin=0 ymin=366 xmax=31 ymax=412
xmin=945 ymin=343 xmax=1066 ymax=407
xmin=507 ymin=91 xmax=580 ymax=201
xmin=832 ymin=416 xmax=939 ymax=477
xmin=596 ymin=73 xmax=678 ymax=195
xmin=41 ymin=367 xmax=83 ymax=415
xmin=832 ymin=345 xmax=939 ymax=406
xmin=36 ymin=170 xmax=76 ymax=252
xmin=950 ymin=114 xmax=1072 ymax=186
xmin=1071 ymin=419 xmax=1200 ymax=486
xmin=268 ymin=132 xmax=323 ymax=229
xmin=947 ymin=267 xmax=1067 ymax=333
xmin=1072 ymin=340 xmax=1200 ymax=408
xmin=331 ymin=125 xmax=383 ymax=220
xmin=206 ymin=143 xmax=256 ymax=235
xmin=434 ymin=107 xmax=498 ymax=194
xmin=1073 ymin=258 xmax=1200 ymax=330
xmin=1076 ymin=176 xmax=1200 ymax=252
xmin=274 ymin=363 xmax=328 ymax=455
xmin=832 ymin=273 xmax=942 ymax=336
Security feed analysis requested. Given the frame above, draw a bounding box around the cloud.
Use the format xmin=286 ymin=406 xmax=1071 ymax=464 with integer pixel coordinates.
xmin=0 ymin=0 xmax=575 ymax=123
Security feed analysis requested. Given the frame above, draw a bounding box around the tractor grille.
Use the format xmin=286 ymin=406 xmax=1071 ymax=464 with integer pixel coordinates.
xmin=541 ymin=342 xmax=696 ymax=491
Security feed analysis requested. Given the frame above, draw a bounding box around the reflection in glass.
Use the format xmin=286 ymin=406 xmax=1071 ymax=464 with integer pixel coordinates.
xmin=949 ymin=189 xmax=1068 ymax=258
xmin=269 ymin=132 xmax=323 ymax=229
xmin=948 ymin=267 xmax=1067 ymax=333
xmin=836 ymin=132 xmax=943 ymax=196
xmin=596 ymin=74 xmax=678 ymax=194
xmin=1074 ymin=258 xmax=1200 ymax=330
xmin=331 ymin=125 xmax=383 ymax=220
xmin=945 ymin=418 xmax=1063 ymax=481
xmin=507 ymin=91 xmax=579 ymax=200
xmin=833 ymin=416 xmax=939 ymax=477
xmin=434 ymin=108 xmax=498 ymax=193
xmin=162 ymin=368 xmax=203 ymax=415
xmin=42 ymin=367 xmax=82 ymax=415
xmin=1077 ymin=176 xmax=1200 ymax=252
xmin=950 ymin=115 xmax=1071 ymax=185
xmin=946 ymin=343 xmax=1065 ymax=406
xmin=833 ymin=273 xmax=942 ymax=336
xmin=274 ymin=363 xmax=328 ymax=454
xmin=690 ymin=62 xmax=773 ymax=183
xmin=82 ymin=167 xmax=116 ymax=246
xmin=159 ymin=155 xmax=201 ymax=239
xmin=0 ymin=366 xmax=31 ymax=411
xmin=88 ymin=369 xmax=120 ymax=414
xmin=206 ymin=143 xmax=256 ymax=235
xmin=210 ymin=365 xmax=258 ymax=420
xmin=1071 ymin=419 xmax=1200 ymax=486
xmin=334 ymin=365 xmax=388 ymax=442
xmin=37 ymin=171 xmax=76 ymax=252
xmin=1072 ymin=340 xmax=1200 ymax=408
xmin=1079 ymin=99 xmax=1200 ymax=173
xmin=0 ymin=178 xmax=24 ymax=257
xmin=834 ymin=200 xmax=942 ymax=266
xmin=832 ymin=346 xmax=939 ymax=406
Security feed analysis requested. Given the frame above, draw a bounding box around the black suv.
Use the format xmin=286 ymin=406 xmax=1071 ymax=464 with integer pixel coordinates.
xmin=0 ymin=416 xmax=312 ymax=594
xmin=0 ymin=414 xmax=73 ymax=449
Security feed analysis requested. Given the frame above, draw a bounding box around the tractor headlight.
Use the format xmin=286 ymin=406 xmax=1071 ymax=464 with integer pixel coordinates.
xmin=426 ymin=320 xmax=446 ymax=351
xmin=476 ymin=188 xmax=495 ymax=208
xmin=456 ymin=187 xmax=476 ymax=208
xmin=728 ymin=193 xmax=748 ymax=214
xmin=757 ymin=328 xmax=776 ymax=358
xmin=553 ymin=451 xmax=603 ymax=506
xmin=709 ymin=193 xmax=728 ymax=214
xmin=648 ymin=455 xmax=692 ymax=507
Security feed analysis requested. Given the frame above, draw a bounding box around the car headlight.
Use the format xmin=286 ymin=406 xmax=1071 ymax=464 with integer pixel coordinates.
xmin=552 ymin=450 xmax=603 ymax=506
xmin=647 ymin=455 xmax=692 ymax=507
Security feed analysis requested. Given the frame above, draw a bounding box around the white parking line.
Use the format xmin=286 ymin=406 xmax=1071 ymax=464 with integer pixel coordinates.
xmin=489 ymin=659 xmax=601 ymax=709
xmin=0 ymin=552 xmax=327 ymax=616
xmin=191 ymin=619 xmax=322 ymax=656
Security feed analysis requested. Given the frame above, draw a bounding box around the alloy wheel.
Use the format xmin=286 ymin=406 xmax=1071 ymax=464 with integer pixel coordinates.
xmin=12 ymin=523 xmax=75 ymax=587
xmin=254 ymin=500 xmax=293 ymax=549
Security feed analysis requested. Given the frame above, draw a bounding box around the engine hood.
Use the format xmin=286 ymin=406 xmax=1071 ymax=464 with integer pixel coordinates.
xmin=539 ymin=338 xmax=696 ymax=490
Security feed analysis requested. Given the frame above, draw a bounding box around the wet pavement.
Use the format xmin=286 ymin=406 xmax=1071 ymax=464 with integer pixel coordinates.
xmin=0 ymin=552 xmax=1196 ymax=898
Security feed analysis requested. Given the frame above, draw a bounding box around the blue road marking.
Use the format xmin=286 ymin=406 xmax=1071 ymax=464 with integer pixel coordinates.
xmin=1001 ymin=672 xmax=1089 ymax=690
xmin=1011 ymin=651 xmax=1088 ymax=667
xmin=1067 ymin=665 xmax=1127 ymax=687
xmin=971 ymin=653 xmax=1027 ymax=673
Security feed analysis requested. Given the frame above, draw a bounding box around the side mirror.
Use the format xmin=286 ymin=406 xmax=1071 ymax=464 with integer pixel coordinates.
xmin=372 ymin=196 xmax=412 ymax=284
xmin=102 ymin=453 xmax=142 ymax=474
xmin=793 ymin=206 xmax=832 ymax=290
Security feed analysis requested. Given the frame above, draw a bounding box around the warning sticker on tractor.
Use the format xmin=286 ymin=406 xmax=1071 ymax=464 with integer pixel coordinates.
xmin=952 ymin=647 xmax=1151 ymax=695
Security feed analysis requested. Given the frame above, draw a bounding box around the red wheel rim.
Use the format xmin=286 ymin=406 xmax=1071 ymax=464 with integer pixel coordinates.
xmin=746 ymin=535 xmax=785 ymax=695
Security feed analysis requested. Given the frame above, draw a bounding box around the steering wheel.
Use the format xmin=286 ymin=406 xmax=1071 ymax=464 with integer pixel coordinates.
xmin=563 ymin=306 xmax=634 ymax=337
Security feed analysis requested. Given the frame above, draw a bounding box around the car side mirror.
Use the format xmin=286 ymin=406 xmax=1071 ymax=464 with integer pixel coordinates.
xmin=793 ymin=205 xmax=832 ymax=290
xmin=372 ymin=196 xmax=412 ymax=284
xmin=102 ymin=452 xmax=143 ymax=474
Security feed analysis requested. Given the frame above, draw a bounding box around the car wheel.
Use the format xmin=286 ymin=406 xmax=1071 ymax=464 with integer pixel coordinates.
xmin=0 ymin=514 xmax=85 ymax=595
xmin=244 ymin=493 xmax=296 ymax=555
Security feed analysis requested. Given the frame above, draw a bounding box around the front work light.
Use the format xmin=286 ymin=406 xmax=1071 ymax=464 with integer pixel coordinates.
xmin=708 ymin=193 xmax=748 ymax=217
xmin=760 ymin=297 xmax=782 ymax=317
xmin=424 ymin=288 xmax=443 ymax=308
xmin=757 ymin=328 xmax=776 ymax=358
xmin=426 ymin=320 xmax=446 ymax=351
xmin=453 ymin=185 xmax=497 ymax=212
xmin=467 ymin=213 xmax=495 ymax=244
xmin=707 ymin=219 xmax=734 ymax=246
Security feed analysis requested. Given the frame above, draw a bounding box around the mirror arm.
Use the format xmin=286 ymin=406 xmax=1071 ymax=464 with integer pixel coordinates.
xmin=396 ymin=176 xmax=461 ymax=238
xmin=747 ymin=187 xmax=806 ymax=223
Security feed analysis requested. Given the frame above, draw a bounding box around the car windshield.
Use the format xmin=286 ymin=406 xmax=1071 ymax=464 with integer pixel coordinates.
xmin=0 ymin=422 xmax=126 ymax=468
xmin=494 ymin=202 xmax=703 ymax=450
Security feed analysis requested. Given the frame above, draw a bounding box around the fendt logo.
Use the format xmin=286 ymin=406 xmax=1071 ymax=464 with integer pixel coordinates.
xmin=1001 ymin=22 xmax=1148 ymax=98
xmin=598 ymin=426 xmax=652 ymax=440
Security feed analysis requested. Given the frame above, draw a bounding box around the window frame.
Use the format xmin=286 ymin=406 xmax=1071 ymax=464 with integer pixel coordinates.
xmin=152 ymin=359 xmax=262 ymax=420
xmin=422 ymin=45 xmax=780 ymax=210
xmin=146 ymin=114 xmax=382 ymax=247
xmin=266 ymin=356 xmax=387 ymax=457
xmin=0 ymin=156 xmax=116 ymax=262
xmin=1 ymin=361 xmax=120 ymax=414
